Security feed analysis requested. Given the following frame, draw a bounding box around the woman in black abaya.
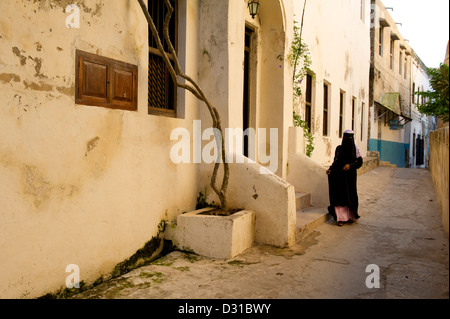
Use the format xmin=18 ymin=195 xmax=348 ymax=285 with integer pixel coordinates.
xmin=326 ymin=130 xmax=363 ymax=226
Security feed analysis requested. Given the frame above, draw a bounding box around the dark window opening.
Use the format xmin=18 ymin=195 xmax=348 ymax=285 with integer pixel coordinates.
xmin=243 ymin=27 xmax=253 ymax=157
xmin=361 ymin=103 xmax=365 ymax=141
xmin=416 ymin=135 xmax=424 ymax=166
xmin=339 ymin=91 xmax=344 ymax=138
xmin=323 ymin=83 xmax=329 ymax=136
xmin=352 ymin=98 xmax=356 ymax=131
xmin=305 ymin=74 xmax=313 ymax=131
xmin=148 ymin=0 xmax=178 ymax=117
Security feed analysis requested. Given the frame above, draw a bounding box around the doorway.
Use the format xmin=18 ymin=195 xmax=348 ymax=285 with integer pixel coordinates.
xmin=416 ymin=135 xmax=424 ymax=166
xmin=243 ymin=27 xmax=254 ymax=158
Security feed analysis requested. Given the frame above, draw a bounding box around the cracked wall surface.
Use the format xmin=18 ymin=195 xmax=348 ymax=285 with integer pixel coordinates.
xmin=0 ymin=0 xmax=201 ymax=298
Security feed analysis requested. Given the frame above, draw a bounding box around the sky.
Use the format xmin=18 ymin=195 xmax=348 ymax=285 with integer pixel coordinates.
xmin=380 ymin=0 xmax=449 ymax=68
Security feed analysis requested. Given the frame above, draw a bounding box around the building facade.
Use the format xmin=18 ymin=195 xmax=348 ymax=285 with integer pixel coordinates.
xmin=369 ymin=0 xmax=414 ymax=168
xmin=406 ymin=53 xmax=437 ymax=168
xmin=0 ymin=0 xmax=200 ymax=298
xmin=0 ymin=0 xmax=431 ymax=299
xmin=293 ymin=0 xmax=371 ymax=166
xmin=0 ymin=0 xmax=303 ymax=298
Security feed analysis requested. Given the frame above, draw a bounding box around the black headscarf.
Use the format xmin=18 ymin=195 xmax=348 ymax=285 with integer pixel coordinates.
xmin=341 ymin=132 xmax=356 ymax=163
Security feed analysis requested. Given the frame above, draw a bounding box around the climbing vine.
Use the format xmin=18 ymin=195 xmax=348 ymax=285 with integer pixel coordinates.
xmin=136 ymin=0 xmax=230 ymax=214
xmin=288 ymin=2 xmax=314 ymax=158
xmin=288 ymin=22 xmax=312 ymax=99
xmin=293 ymin=112 xmax=315 ymax=157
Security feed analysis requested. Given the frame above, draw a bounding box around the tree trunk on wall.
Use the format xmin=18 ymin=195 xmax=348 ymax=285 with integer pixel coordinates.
xmin=136 ymin=0 xmax=230 ymax=213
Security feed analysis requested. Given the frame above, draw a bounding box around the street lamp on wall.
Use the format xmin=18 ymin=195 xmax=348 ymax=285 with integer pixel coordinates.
xmin=248 ymin=0 xmax=260 ymax=19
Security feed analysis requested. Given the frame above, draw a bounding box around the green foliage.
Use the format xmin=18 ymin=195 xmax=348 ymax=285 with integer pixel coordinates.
xmin=196 ymin=188 xmax=217 ymax=210
xmin=111 ymin=236 xmax=163 ymax=278
xmin=416 ymin=63 xmax=449 ymax=122
xmin=38 ymin=281 xmax=88 ymax=299
xmin=195 ymin=190 xmax=208 ymax=210
xmin=288 ymin=21 xmax=312 ymax=99
xmin=289 ymin=19 xmax=314 ymax=157
xmin=139 ymin=271 xmax=164 ymax=283
xmin=293 ymin=111 xmax=315 ymax=157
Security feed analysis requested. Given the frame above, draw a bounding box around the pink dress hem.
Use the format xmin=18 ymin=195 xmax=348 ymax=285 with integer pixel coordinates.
xmin=334 ymin=206 xmax=356 ymax=222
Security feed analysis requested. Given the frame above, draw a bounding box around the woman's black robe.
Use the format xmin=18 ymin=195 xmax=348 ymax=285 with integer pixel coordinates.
xmin=327 ymin=145 xmax=363 ymax=221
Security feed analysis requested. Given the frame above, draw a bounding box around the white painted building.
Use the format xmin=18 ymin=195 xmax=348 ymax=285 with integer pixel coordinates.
xmin=0 ymin=0 xmax=301 ymax=298
xmin=292 ymin=0 xmax=371 ymax=166
xmin=0 ymin=0 xmax=382 ymax=299
xmin=406 ymin=53 xmax=437 ymax=168
xmin=368 ymin=0 xmax=434 ymax=168
xmin=369 ymin=0 xmax=410 ymax=167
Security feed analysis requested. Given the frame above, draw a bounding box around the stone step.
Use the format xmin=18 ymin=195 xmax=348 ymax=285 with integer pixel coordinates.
xmin=295 ymin=192 xmax=311 ymax=211
xmin=358 ymin=156 xmax=380 ymax=175
xmin=296 ymin=206 xmax=331 ymax=243
xmin=380 ymin=161 xmax=397 ymax=168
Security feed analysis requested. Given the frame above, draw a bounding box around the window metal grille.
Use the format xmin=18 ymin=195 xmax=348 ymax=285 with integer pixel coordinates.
xmin=148 ymin=0 xmax=177 ymax=116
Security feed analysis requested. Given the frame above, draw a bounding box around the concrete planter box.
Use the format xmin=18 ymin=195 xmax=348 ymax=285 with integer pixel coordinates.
xmin=174 ymin=208 xmax=255 ymax=259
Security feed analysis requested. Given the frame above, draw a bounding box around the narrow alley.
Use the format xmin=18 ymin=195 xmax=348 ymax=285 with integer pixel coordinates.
xmin=72 ymin=166 xmax=449 ymax=300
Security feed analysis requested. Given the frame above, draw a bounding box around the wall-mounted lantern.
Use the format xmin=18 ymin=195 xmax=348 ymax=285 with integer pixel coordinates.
xmin=248 ymin=0 xmax=260 ymax=19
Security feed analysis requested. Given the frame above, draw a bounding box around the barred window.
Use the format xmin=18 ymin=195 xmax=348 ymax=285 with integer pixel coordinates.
xmin=148 ymin=0 xmax=178 ymax=117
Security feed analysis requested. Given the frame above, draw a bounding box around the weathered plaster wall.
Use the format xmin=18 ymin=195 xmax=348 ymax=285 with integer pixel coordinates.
xmin=0 ymin=0 xmax=202 ymax=298
xmin=369 ymin=0 xmax=413 ymax=161
xmin=196 ymin=0 xmax=297 ymax=247
xmin=200 ymin=154 xmax=297 ymax=248
xmin=197 ymin=0 xmax=230 ymax=129
xmin=226 ymin=159 xmax=296 ymax=247
xmin=293 ymin=0 xmax=370 ymax=166
xmin=287 ymin=127 xmax=329 ymax=208
xmin=429 ymin=127 xmax=449 ymax=239
xmin=406 ymin=58 xmax=434 ymax=168
xmin=197 ymin=0 xmax=294 ymax=178
xmin=257 ymin=0 xmax=294 ymax=178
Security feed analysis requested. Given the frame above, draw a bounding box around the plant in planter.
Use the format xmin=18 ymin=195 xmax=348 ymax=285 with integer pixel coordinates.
xmin=137 ymin=0 xmax=231 ymax=215
xmin=136 ymin=0 xmax=254 ymax=258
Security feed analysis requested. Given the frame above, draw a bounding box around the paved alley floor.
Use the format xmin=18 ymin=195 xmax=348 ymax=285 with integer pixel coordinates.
xmin=73 ymin=167 xmax=449 ymax=300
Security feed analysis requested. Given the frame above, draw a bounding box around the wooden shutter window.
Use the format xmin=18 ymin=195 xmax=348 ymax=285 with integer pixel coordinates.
xmin=76 ymin=50 xmax=138 ymax=111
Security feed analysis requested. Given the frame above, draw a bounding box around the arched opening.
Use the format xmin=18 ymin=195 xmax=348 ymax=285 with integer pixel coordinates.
xmin=257 ymin=0 xmax=289 ymax=177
